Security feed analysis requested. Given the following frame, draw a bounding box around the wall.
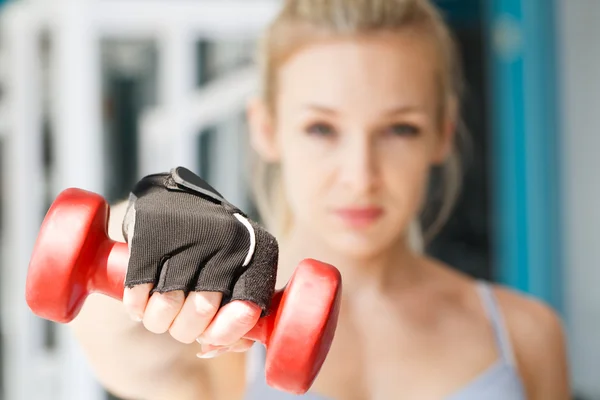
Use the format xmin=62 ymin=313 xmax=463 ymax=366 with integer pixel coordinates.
xmin=558 ymin=0 xmax=600 ymax=397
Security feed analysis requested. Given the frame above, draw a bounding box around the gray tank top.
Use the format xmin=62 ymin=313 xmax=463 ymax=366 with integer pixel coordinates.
xmin=243 ymin=281 xmax=526 ymax=400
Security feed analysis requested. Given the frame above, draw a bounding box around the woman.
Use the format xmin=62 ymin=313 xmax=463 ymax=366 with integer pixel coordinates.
xmin=70 ymin=0 xmax=570 ymax=399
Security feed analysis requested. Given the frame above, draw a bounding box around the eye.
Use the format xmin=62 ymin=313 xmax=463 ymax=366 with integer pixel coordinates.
xmin=305 ymin=122 xmax=336 ymax=137
xmin=387 ymin=123 xmax=421 ymax=137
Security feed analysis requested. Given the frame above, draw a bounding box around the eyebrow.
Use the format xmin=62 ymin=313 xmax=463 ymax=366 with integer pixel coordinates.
xmin=302 ymin=103 xmax=426 ymax=116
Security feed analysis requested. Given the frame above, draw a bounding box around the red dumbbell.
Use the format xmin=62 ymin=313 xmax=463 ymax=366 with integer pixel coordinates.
xmin=25 ymin=188 xmax=342 ymax=395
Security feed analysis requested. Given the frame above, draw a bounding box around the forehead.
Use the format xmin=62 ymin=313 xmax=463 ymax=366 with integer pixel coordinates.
xmin=276 ymin=33 xmax=441 ymax=112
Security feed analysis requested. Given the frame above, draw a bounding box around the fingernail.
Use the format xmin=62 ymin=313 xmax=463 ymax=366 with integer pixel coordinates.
xmin=199 ymin=342 xmax=219 ymax=354
xmin=196 ymin=348 xmax=227 ymax=359
xmin=129 ymin=313 xmax=142 ymax=322
xmin=229 ymin=344 xmax=248 ymax=353
xmin=196 ymin=337 xmax=205 ymax=344
xmin=230 ymin=341 xmax=253 ymax=352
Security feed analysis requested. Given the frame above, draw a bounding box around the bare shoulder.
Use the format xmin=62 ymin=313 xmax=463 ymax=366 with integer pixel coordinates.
xmin=491 ymin=285 xmax=571 ymax=399
xmin=491 ymin=285 xmax=564 ymax=339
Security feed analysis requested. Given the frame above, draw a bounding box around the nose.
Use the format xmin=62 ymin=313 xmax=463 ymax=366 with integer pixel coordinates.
xmin=337 ymin=135 xmax=379 ymax=194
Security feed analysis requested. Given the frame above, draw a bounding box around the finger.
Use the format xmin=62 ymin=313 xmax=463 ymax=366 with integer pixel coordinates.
xmin=198 ymin=300 xmax=261 ymax=346
xmin=196 ymin=344 xmax=230 ymax=359
xmin=229 ymin=338 xmax=255 ymax=353
xmin=122 ymin=283 xmax=152 ymax=322
xmin=196 ymin=339 xmax=254 ymax=359
xmin=142 ymin=290 xmax=185 ymax=334
xmin=168 ymin=291 xmax=223 ymax=344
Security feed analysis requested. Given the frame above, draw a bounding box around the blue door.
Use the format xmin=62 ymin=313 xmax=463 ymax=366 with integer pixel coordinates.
xmin=486 ymin=0 xmax=563 ymax=312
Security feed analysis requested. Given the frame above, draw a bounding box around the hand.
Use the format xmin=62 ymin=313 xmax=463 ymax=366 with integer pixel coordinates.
xmin=124 ymin=285 xmax=259 ymax=356
xmin=122 ymin=166 xmax=279 ymax=354
xmin=26 ymin=186 xmax=341 ymax=394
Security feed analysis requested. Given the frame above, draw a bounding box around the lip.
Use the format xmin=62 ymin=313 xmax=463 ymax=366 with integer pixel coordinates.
xmin=332 ymin=206 xmax=384 ymax=228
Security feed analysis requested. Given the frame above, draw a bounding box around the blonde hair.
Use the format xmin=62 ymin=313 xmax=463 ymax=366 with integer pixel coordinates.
xmin=249 ymin=0 xmax=467 ymax=247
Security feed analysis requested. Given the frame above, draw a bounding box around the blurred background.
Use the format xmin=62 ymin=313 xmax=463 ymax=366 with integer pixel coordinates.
xmin=0 ymin=0 xmax=595 ymax=399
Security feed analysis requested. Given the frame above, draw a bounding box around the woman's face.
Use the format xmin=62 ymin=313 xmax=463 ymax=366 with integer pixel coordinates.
xmin=251 ymin=32 xmax=455 ymax=258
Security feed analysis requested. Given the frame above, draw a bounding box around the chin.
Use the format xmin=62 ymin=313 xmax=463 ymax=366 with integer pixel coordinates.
xmin=299 ymin=210 xmax=410 ymax=258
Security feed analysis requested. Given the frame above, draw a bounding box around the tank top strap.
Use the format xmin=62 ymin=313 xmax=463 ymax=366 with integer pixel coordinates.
xmin=475 ymin=280 xmax=516 ymax=367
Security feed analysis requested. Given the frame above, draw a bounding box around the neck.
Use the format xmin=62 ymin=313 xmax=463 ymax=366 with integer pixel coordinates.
xmin=277 ymin=225 xmax=424 ymax=296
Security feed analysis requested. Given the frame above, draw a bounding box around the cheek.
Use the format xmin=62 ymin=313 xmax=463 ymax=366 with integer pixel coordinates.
xmin=278 ymin=137 xmax=327 ymax=219
xmin=381 ymin=145 xmax=433 ymax=216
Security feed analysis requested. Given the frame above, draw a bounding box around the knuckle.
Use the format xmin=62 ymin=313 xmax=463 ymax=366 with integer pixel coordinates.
xmin=234 ymin=303 xmax=260 ymax=327
xmin=123 ymin=286 xmax=150 ymax=316
xmin=154 ymin=291 xmax=185 ymax=311
xmin=124 ymin=296 xmax=146 ymax=312
xmin=192 ymin=296 xmax=220 ymax=319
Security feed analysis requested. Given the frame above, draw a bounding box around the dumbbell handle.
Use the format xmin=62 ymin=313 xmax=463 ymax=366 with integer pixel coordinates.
xmin=87 ymin=240 xmax=128 ymax=300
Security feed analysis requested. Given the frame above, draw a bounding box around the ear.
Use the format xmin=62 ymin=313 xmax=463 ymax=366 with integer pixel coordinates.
xmin=432 ymin=97 xmax=458 ymax=165
xmin=246 ymin=96 xmax=280 ymax=162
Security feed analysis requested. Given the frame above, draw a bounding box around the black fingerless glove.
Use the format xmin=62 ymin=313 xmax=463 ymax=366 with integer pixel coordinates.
xmin=122 ymin=166 xmax=278 ymax=315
